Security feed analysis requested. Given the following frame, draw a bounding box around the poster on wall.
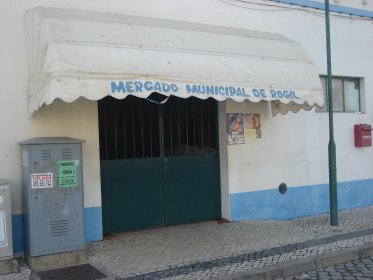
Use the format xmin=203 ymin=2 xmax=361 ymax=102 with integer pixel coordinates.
xmin=0 ymin=210 xmax=7 ymax=248
xmin=226 ymin=113 xmax=245 ymax=145
xmin=244 ymin=114 xmax=262 ymax=140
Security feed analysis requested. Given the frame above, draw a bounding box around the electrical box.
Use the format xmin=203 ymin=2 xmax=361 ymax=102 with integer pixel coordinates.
xmin=20 ymin=137 xmax=85 ymax=257
xmin=354 ymin=124 xmax=372 ymax=147
xmin=0 ymin=180 xmax=13 ymax=260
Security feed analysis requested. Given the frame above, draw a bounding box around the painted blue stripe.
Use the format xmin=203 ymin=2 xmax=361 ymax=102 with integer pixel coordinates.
xmin=271 ymin=0 xmax=373 ymax=18
xmin=230 ymin=178 xmax=373 ymax=221
xmin=84 ymin=207 xmax=103 ymax=242
xmin=12 ymin=214 xmax=24 ymax=254
xmin=12 ymin=207 xmax=102 ymax=254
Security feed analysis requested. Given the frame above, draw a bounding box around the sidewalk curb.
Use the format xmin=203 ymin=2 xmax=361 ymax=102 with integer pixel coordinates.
xmin=218 ymin=242 xmax=373 ymax=280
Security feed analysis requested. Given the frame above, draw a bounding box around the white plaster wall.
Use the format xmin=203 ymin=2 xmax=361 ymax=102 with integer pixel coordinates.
xmin=0 ymin=0 xmax=102 ymax=212
xmin=0 ymin=0 xmax=372 ymax=215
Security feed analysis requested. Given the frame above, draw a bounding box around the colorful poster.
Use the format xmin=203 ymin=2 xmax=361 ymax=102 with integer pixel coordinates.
xmin=31 ymin=173 xmax=53 ymax=189
xmin=58 ymin=161 xmax=77 ymax=188
xmin=0 ymin=211 xmax=7 ymax=248
xmin=244 ymin=114 xmax=262 ymax=139
xmin=226 ymin=113 xmax=245 ymax=145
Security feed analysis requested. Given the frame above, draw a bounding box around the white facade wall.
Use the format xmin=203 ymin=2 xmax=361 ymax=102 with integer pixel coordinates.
xmin=0 ymin=0 xmax=372 ymax=253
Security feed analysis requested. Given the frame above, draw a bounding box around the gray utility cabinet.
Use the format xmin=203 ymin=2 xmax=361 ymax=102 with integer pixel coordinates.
xmin=20 ymin=137 xmax=85 ymax=257
xmin=0 ymin=180 xmax=13 ymax=260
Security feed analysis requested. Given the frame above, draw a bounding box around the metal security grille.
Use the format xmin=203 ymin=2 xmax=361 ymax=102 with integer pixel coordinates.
xmin=163 ymin=96 xmax=218 ymax=156
xmin=98 ymin=96 xmax=218 ymax=160
xmin=99 ymin=96 xmax=221 ymax=232
xmin=98 ymin=95 xmax=160 ymax=160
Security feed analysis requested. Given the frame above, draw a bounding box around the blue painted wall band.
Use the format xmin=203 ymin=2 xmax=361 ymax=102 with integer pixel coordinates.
xmin=12 ymin=206 xmax=103 ymax=254
xmin=12 ymin=214 xmax=24 ymax=254
xmin=84 ymin=207 xmax=103 ymax=243
xmin=270 ymin=0 xmax=373 ymax=18
xmin=12 ymin=179 xmax=373 ymax=252
xmin=230 ymin=179 xmax=373 ymax=221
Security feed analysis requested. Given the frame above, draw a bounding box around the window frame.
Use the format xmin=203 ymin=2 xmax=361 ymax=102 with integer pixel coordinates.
xmin=316 ymin=76 xmax=361 ymax=113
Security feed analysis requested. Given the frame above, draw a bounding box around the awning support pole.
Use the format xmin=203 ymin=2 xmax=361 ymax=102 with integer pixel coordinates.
xmin=325 ymin=0 xmax=338 ymax=226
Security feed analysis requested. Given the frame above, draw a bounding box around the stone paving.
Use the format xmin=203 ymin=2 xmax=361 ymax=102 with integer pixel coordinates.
xmin=87 ymin=206 xmax=373 ymax=279
xmin=277 ymin=256 xmax=373 ymax=279
xmin=0 ymin=260 xmax=30 ymax=280
xmin=2 ymin=206 xmax=373 ymax=280
xmin=123 ymin=233 xmax=373 ymax=280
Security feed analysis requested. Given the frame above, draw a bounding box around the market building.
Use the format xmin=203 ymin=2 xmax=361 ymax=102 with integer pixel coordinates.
xmin=0 ymin=0 xmax=372 ymax=256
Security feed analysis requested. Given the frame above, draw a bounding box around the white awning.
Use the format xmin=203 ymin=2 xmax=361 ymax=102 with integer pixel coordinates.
xmin=26 ymin=7 xmax=323 ymax=116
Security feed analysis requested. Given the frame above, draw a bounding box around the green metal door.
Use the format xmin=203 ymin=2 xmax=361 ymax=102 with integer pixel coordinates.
xmin=164 ymin=154 xmax=221 ymax=225
xmin=101 ymin=158 xmax=163 ymax=233
xmin=99 ymin=95 xmax=221 ymax=234
xmin=162 ymin=96 xmax=221 ymax=225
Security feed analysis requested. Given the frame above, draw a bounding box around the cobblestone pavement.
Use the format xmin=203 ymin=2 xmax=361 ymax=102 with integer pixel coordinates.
xmin=87 ymin=206 xmax=373 ymax=279
xmin=2 ymin=206 xmax=373 ymax=280
xmin=277 ymin=256 xmax=373 ymax=280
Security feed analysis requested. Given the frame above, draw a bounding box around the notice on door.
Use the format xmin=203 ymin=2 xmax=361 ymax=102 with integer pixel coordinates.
xmin=0 ymin=210 xmax=7 ymax=247
xmin=58 ymin=161 xmax=77 ymax=188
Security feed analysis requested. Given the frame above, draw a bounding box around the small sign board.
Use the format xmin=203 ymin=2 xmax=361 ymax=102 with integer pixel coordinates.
xmin=58 ymin=161 xmax=77 ymax=188
xmin=0 ymin=211 xmax=7 ymax=248
xmin=31 ymin=173 xmax=53 ymax=189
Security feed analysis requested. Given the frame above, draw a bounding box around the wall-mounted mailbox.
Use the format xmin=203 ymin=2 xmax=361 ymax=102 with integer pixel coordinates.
xmin=354 ymin=124 xmax=372 ymax=147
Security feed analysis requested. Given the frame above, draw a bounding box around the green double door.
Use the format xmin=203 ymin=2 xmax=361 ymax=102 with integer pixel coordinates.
xmin=99 ymin=95 xmax=221 ymax=234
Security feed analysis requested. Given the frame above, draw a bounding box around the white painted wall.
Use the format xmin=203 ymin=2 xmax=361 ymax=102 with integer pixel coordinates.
xmin=0 ymin=0 xmax=372 ymax=217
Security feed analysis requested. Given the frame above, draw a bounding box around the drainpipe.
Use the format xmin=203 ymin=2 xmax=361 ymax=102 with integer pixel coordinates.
xmin=325 ymin=0 xmax=338 ymax=226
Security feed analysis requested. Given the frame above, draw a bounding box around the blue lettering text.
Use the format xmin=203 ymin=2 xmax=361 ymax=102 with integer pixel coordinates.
xmin=186 ymin=84 xmax=198 ymax=94
xmin=144 ymin=81 xmax=153 ymax=91
xmin=126 ymin=82 xmax=134 ymax=93
xmin=111 ymin=81 xmax=126 ymax=93
xmin=171 ymin=84 xmax=179 ymax=92
xmin=162 ymin=83 xmax=171 ymax=92
xmin=252 ymin=89 xmax=260 ymax=97
xmin=134 ymin=82 xmax=143 ymax=92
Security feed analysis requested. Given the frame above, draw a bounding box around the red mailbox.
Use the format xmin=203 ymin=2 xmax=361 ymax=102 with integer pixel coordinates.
xmin=354 ymin=124 xmax=372 ymax=147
